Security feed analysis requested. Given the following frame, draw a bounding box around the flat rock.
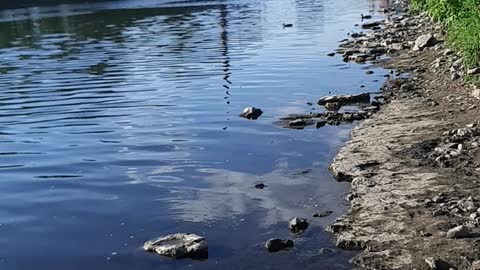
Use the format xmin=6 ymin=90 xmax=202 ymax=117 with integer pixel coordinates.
xmin=144 ymin=233 xmax=208 ymax=259
xmin=289 ymin=119 xmax=307 ymax=127
xmin=313 ymin=210 xmax=333 ymax=218
xmin=362 ymin=21 xmax=382 ymax=29
xmin=318 ymin=93 xmax=370 ymax=106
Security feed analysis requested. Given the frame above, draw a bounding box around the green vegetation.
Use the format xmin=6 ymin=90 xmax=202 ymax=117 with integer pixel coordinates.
xmin=410 ymin=0 xmax=480 ymax=67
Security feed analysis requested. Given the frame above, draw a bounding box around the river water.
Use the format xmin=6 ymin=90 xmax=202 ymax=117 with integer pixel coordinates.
xmin=0 ymin=0 xmax=388 ymax=269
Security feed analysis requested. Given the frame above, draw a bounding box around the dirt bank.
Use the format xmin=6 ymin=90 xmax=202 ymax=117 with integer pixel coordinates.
xmin=327 ymin=7 xmax=480 ymax=270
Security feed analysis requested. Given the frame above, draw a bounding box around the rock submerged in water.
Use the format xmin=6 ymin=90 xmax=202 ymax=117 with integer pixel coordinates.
xmin=143 ymin=233 xmax=208 ymax=259
xmin=313 ymin=210 xmax=333 ymax=218
xmin=254 ymin=183 xmax=266 ymax=189
xmin=240 ymin=107 xmax=263 ymax=120
xmin=265 ymin=238 xmax=294 ymax=252
xmin=361 ymin=21 xmax=382 ymax=29
xmin=288 ymin=217 xmax=309 ymax=233
xmin=289 ymin=119 xmax=307 ymax=127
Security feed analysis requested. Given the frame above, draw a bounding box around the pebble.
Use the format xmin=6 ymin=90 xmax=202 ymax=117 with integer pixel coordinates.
xmin=288 ymin=217 xmax=309 ymax=233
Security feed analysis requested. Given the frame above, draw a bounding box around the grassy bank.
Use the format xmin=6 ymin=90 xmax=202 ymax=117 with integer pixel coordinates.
xmin=410 ymin=0 xmax=480 ymax=67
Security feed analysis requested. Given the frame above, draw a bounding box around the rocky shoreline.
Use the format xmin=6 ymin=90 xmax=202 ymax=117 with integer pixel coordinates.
xmin=325 ymin=2 xmax=480 ymax=269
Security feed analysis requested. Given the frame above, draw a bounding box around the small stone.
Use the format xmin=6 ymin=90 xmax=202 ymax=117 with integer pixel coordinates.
xmin=451 ymin=73 xmax=460 ymax=81
xmin=319 ymin=248 xmax=334 ymax=256
xmin=444 ymin=49 xmax=454 ymax=56
xmin=355 ymin=55 xmax=367 ymax=63
xmin=365 ymin=70 xmax=374 ymax=75
xmin=240 ymin=107 xmax=263 ymax=120
xmin=446 ymin=225 xmax=472 ymax=239
xmin=432 ymin=209 xmax=447 ymax=217
xmin=289 ymin=119 xmax=307 ymax=127
xmin=432 ymin=196 xmax=447 ymax=203
xmin=413 ymin=33 xmax=437 ymax=51
xmin=425 ymin=257 xmax=452 ymax=270
xmin=316 ymin=121 xmax=327 ymax=128
xmin=342 ymin=113 xmax=353 ymax=122
xmin=254 ymin=183 xmax=266 ymax=189
xmin=400 ymin=82 xmax=415 ymax=91
xmin=327 ymin=52 xmax=335 ymax=57
xmin=325 ymin=102 xmax=342 ymax=111
xmin=420 ymin=230 xmax=433 ymax=237
xmin=288 ymin=217 xmax=309 ymax=233
xmin=265 ymin=238 xmax=294 ymax=252
xmin=313 ymin=210 xmax=333 ymax=218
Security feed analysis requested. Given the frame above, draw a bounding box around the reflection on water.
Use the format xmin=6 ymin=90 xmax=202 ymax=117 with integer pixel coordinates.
xmin=0 ymin=0 xmax=388 ymax=269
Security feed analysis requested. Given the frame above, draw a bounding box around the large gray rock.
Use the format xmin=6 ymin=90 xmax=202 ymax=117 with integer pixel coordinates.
xmin=143 ymin=233 xmax=208 ymax=259
xmin=413 ymin=34 xmax=437 ymax=51
xmin=446 ymin=225 xmax=472 ymax=239
xmin=240 ymin=107 xmax=263 ymax=120
xmin=288 ymin=217 xmax=309 ymax=233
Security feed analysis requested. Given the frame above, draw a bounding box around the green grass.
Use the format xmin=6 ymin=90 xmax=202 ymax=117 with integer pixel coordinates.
xmin=410 ymin=0 xmax=480 ymax=67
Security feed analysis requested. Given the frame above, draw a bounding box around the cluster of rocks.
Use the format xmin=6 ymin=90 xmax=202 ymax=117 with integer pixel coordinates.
xmin=335 ymin=12 xmax=442 ymax=64
xmin=429 ymin=45 xmax=480 ymax=82
xmin=142 ymin=217 xmax=312 ymax=259
xmin=426 ymin=193 xmax=480 ymax=238
xmin=264 ymin=217 xmax=310 ymax=253
xmin=420 ymin=124 xmax=480 ymax=167
xmin=276 ymin=93 xmax=388 ymax=129
xmin=334 ymin=3 xmax=480 ymax=86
